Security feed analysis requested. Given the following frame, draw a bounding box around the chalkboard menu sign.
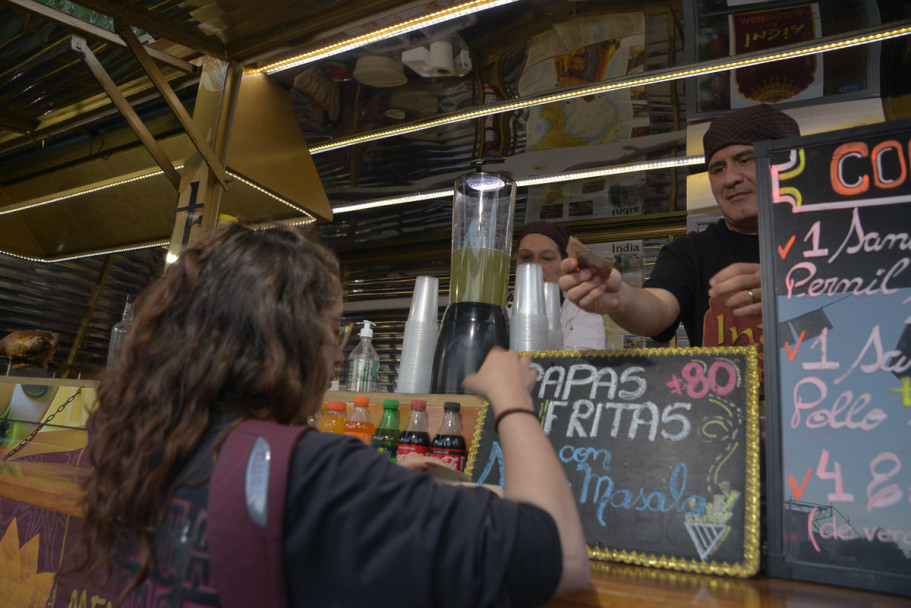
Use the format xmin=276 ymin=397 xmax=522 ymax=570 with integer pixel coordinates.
xmin=465 ymin=348 xmax=761 ymax=576
xmin=756 ymin=118 xmax=911 ymax=596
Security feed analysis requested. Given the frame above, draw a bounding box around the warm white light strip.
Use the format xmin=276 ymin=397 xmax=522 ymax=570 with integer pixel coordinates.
xmin=163 ymin=176 xmax=316 ymax=263
xmin=0 ymin=165 xmax=185 ymax=216
xmin=1 ymin=239 xmax=170 ymax=264
xmin=258 ymin=0 xmax=521 ymax=74
xmin=516 ymin=156 xmax=704 ymax=187
xmin=226 ymin=171 xmax=317 ymax=220
xmin=331 ymin=156 xmax=703 ymax=213
xmin=165 ymin=217 xmax=316 ymax=264
xmin=333 ymin=189 xmax=453 ymax=214
xmin=0 ymin=166 xmax=311 ymax=223
xmin=0 ymin=170 xmax=313 ymax=262
xmin=310 ymin=22 xmax=911 ymax=154
xmin=283 ymin=217 xmax=318 ymax=226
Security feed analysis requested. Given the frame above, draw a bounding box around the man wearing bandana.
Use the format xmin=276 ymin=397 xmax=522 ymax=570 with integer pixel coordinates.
xmin=558 ymin=104 xmax=801 ymax=354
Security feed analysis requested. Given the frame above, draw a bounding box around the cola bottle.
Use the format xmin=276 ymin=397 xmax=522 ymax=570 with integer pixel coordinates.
xmin=431 ymin=401 xmax=467 ymax=472
xmin=396 ymin=399 xmax=431 ymax=459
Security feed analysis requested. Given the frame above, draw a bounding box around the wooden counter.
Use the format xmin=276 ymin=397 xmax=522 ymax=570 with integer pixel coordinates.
xmin=3 ymin=434 xmax=909 ymax=606
xmin=548 ymin=562 xmax=909 ymax=607
xmin=2 ymin=381 xmax=907 ymax=605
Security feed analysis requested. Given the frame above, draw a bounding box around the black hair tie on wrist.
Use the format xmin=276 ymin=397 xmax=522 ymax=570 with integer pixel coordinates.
xmin=494 ymin=408 xmax=539 ymax=433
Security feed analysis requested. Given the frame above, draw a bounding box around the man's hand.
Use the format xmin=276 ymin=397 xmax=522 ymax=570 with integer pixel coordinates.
xmin=559 ymin=257 xmax=681 ymax=338
xmin=557 ymin=257 xmax=622 ymax=315
xmin=708 ymin=262 xmax=762 ymax=317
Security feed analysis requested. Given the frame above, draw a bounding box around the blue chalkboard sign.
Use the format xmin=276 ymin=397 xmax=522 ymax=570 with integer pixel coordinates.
xmin=757 ymin=118 xmax=911 ymax=596
xmin=466 ymin=347 xmax=761 ymax=576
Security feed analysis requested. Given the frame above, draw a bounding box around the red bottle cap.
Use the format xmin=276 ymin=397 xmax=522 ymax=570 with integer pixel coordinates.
xmin=410 ymin=399 xmax=427 ymax=410
xmin=327 ymin=401 xmax=347 ymax=411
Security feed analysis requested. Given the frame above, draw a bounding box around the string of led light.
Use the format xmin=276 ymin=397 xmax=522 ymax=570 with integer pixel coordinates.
xmin=310 ymin=22 xmax=911 ymax=154
xmin=332 ymin=156 xmax=704 ymax=213
xmin=257 ymin=0 xmax=521 ymax=74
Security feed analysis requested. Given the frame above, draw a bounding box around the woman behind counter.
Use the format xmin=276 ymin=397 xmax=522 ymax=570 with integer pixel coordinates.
xmin=510 ymin=221 xmax=606 ymax=350
xmin=69 ymin=224 xmax=589 ymax=607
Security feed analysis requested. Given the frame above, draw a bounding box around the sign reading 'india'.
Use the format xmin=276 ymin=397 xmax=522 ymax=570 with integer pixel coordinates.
xmin=466 ymin=347 xmax=761 ymax=576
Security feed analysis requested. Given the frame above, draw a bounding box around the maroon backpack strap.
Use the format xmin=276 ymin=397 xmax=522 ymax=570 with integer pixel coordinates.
xmin=208 ymin=419 xmax=310 ymax=608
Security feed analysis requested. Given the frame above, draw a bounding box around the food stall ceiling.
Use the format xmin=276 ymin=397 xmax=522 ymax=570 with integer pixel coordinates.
xmin=0 ymin=0 xmax=546 ymax=260
xmin=0 ymin=68 xmax=331 ymax=259
xmin=1 ymin=0 xmax=492 ymax=373
xmin=0 ymin=0 xmax=674 ymax=376
xmin=2 ymin=0 xmax=906 ymax=238
xmin=1 ymin=0 xmax=909 ymax=377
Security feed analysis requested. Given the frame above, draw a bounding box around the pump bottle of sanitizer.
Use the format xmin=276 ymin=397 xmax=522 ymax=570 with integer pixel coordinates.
xmin=346 ymin=320 xmax=379 ymax=391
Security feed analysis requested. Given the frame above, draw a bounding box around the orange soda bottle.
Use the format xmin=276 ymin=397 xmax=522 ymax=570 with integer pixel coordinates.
xmin=343 ymin=396 xmax=376 ymax=444
xmin=317 ymin=400 xmax=348 ymax=434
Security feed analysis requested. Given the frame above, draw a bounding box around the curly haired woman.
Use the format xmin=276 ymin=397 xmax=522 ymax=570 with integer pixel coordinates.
xmin=69 ymin=223 xmax=589 ymax=607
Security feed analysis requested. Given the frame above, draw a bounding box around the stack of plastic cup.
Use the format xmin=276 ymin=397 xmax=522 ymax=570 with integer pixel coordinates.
xmin=543 ymin=282 xmax=563 ymax=351
xmin=396 ymin=276 xmax=440 ymax=393
xmin=510 ymin=264 xmax=548 ymax=352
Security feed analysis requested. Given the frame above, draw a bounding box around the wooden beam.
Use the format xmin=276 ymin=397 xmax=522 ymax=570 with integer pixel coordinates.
xmin=0 ymin=113 xmax=38 ymax=134
xmin=4 ymin=0 xmax=198 ymax=73
xmin=167 ymin=57 xmax=238 ymax=259
xmin=72 ymin=34 xmax=181 ymax=190
xmin=0 ymin=76 xmax=199 ymax=157
xmin=70 ymin=0 xmax=227 ymax=59
xmin=64 ymin=254 xmax=114 ymax=376
xmin=117 ymin=21 xmax=229 ymax=189
xmin=0 ymin=460 xmax=85 ymax=518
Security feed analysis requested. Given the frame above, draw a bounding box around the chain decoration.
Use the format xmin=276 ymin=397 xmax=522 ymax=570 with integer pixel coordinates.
xmin=1 ymin=387 xmax=83 ymax=461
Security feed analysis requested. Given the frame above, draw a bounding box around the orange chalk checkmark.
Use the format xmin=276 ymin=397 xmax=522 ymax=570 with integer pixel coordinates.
xmin=778 ymin=235 xmax=796 ymax=259
xmin=789 ymin=468 xmax=813 ymax=499
xmin=784 ymin=331 xmax=806 ymax=361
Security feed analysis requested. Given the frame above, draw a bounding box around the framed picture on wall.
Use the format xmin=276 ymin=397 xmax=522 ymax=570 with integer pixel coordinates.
xmin=683 ymin=0 xmax=881 ymax=119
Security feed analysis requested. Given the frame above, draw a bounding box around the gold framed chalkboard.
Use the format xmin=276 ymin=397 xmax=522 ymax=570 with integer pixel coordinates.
xmin=466 ymin=346 xmax=761 ymax=576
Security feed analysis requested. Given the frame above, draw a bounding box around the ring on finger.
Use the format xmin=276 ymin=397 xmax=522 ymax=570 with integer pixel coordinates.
xmin=747 ymin=289 xmax=756 ymax=303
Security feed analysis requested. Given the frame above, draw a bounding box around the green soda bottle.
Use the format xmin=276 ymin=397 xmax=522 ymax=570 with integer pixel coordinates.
xmin=372 ymin=398 xmax=401 ymax=462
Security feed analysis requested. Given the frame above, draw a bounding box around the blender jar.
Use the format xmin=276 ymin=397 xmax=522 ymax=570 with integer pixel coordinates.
xmin=431 ymin=169 xmax=515 ymax=394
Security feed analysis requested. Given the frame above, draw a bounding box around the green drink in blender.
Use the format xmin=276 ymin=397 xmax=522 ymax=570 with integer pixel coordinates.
xmin=431 ymin=166 xmax=515 ymax=394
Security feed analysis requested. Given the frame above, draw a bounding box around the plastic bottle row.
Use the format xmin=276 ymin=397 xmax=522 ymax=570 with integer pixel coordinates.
xmin=313 ymin=397 xmax=467 ymax=472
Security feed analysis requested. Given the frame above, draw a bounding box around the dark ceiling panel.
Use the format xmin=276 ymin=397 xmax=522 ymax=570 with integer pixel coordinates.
xmin=0 ymin=0 xmax=908 ymax=380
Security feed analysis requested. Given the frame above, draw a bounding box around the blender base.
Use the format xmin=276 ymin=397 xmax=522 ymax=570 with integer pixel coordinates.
xmin=430 ymin=301 xmax=509 ymax=394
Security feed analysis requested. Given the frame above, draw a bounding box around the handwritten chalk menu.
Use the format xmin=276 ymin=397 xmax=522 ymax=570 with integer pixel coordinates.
xmin=756 ymin=118 xmax=911 ymax=596
xmin=465 ymin=348 xmax=761 ymax=576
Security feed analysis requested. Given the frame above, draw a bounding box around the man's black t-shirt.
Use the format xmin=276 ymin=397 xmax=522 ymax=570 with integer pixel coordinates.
xmin=644 ymin=220 xmax=759 ymax=345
